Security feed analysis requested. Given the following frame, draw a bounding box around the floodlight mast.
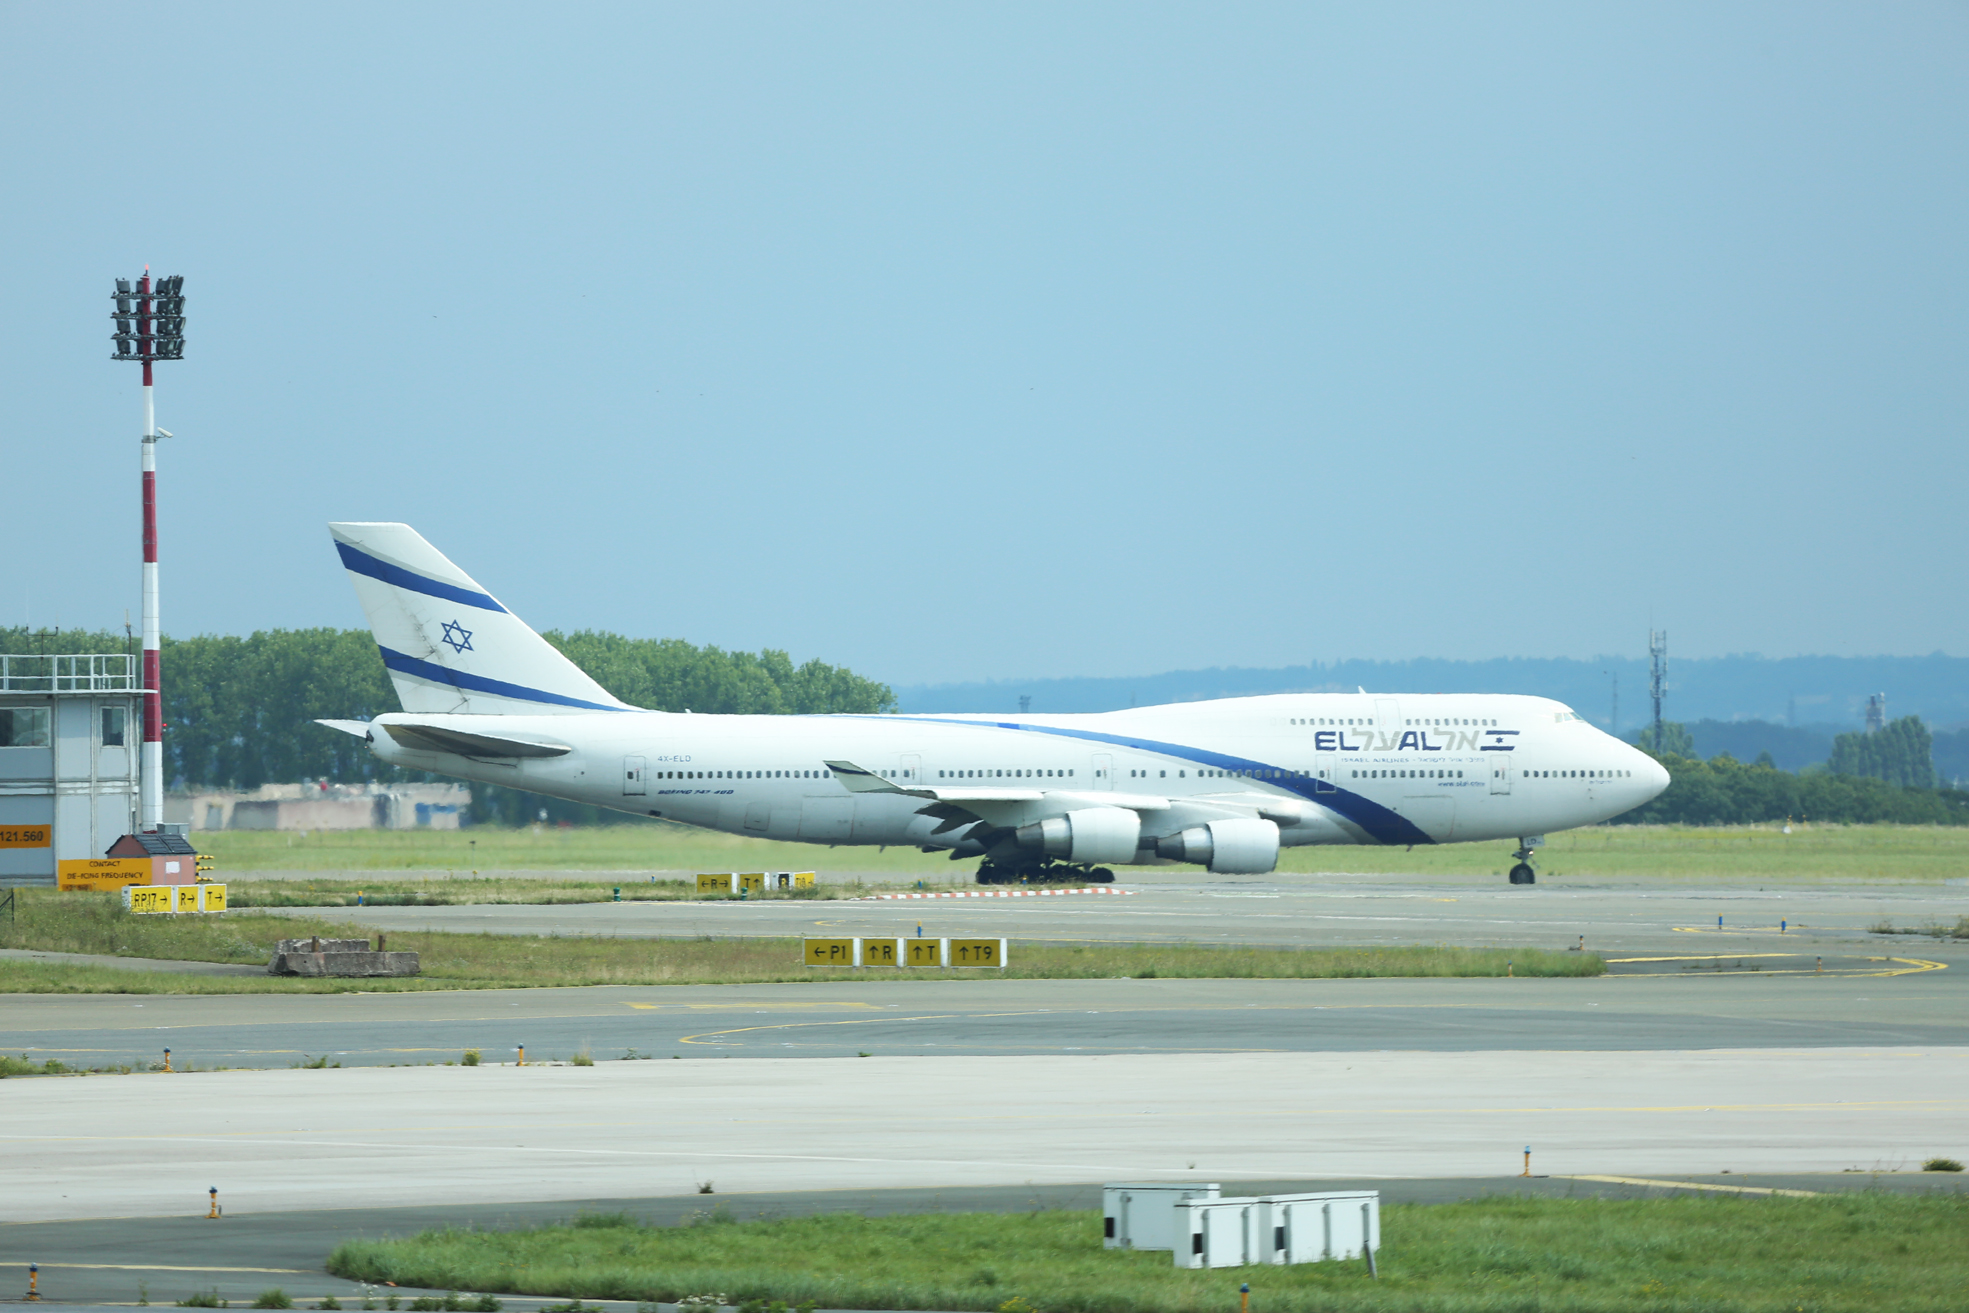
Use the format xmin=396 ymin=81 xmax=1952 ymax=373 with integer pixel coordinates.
xmin=112 ymin=270 xmax=184 ymax=832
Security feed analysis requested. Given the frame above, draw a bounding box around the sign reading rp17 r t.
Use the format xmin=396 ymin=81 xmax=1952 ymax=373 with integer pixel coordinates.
xmin=112 ymin=271 xmax=186 ymax=832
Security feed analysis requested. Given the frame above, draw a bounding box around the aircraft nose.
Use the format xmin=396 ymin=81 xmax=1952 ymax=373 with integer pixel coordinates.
xmin=1632 ymin=747 xmax=1671 ymax=799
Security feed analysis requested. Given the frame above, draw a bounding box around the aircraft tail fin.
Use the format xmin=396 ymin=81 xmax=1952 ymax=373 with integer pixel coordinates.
xmin=328 ymin=522 xmax=628 ymax=715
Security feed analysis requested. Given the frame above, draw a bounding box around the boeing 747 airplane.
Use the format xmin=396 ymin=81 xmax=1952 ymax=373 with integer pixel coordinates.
xmin=319 ymin=523 xmax=1670 ymax=885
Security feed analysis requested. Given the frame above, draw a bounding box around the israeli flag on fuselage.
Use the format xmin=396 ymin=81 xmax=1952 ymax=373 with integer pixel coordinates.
xmin=329 ymin=522 xmax=628 ymax=715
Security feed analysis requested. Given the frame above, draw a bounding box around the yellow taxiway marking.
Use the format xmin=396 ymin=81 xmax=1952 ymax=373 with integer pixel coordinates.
xmin=1610 ymin=954 xmax=1945 ymax=977
xmin=2 ymin=1262 xmax=311 ymax=1274
xmin=1562 ymin=1174 xmax=1820 ymax=1198
xmin=1672 ymin=926 xmax=1811 ymax=935
xmin=1608 ymin=954 xmax=1797 ymax=963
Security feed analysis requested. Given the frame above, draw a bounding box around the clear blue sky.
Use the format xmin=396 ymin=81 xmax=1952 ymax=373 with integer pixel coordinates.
xmin=4 ymin=4 xmax=1964 ymax=687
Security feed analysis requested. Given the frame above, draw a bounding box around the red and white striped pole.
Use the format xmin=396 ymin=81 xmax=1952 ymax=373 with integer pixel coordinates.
xmin=112 ymin=267 xmax=181 ymax=833
xmin=138 ymin=269 xmax=163 ymax=831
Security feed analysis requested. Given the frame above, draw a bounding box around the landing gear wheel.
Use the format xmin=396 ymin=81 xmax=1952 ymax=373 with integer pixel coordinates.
xmin=1089 ymin=868 xmax=1115 ymax=884
xmin=975 ymin=862 xmax=1008 ymax=885
xmin=1508 ymin=863 xmax=1536 ymax=885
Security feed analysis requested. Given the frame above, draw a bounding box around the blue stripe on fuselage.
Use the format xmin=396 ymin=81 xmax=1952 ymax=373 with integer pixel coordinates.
xmin=866 ymin=716 xmax=1435 ymax=846
xmin=337 ymin=541 xmax=508 ymax=613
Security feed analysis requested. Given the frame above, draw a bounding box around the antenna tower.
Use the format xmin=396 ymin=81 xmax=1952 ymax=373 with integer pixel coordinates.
xmin=1648 ymin=630 xmax=1667 ymax=751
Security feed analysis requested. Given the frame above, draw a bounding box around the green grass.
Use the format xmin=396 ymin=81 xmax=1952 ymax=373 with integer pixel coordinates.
xmin=197 ymin=823 xmax=966 ymax=875
xmin=195 ymin=822 xmax=1969 ymax=884
xmin=326 ymin=1197 xmax=1969 ymax=1313
xmin=0 ymin=889 xmax=1598 ymax=995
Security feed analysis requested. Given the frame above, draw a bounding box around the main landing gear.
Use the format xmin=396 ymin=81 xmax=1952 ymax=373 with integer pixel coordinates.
xmin=976 ymin=860 xmax=1115 ymax=886
xmin=1508 ymin=836 xmax=1542 ymax=885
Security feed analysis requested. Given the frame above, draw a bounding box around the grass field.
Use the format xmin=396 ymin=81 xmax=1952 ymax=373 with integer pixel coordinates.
xmin=195 ymin=822 xmax=1969 ymax=883
xmin=325 ymin=1197 xmax=1969 ymax=1313
xmin=0 ymin=889 xmax=1599 ymax=995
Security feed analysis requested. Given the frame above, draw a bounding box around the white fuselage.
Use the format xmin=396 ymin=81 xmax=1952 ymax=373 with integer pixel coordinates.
xmin=367 ymin=691 xmax=1667 ymax=855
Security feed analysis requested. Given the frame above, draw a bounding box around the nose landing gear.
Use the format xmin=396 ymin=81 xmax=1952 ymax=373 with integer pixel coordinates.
xmin=1507 ymin=836 xmax=1543 ymax=885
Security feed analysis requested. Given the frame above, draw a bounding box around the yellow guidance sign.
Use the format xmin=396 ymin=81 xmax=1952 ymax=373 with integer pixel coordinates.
xmin=804 ymin=938 xmax=858 ymax=967
xmin=804 ymin=937 xmax=1009 ymax=969
xmin=949 ymin=938 xmax=1007 ymax=968
xmin=697 ymin=873 xmax=737 ymax=894
xmin=124 ymin=885 xmax=175 ymax=915
xmin=57 ymin=858 xmax=155 ymax=892
xmin=119 ymin=883 xmax=228 ymax=914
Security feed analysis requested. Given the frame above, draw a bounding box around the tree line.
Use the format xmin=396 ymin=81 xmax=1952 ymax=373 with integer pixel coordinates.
xmin=1617 ymin=716 xmax=1969 ymax=826
xmin=0 ymin=625 xmax=894 ymax=811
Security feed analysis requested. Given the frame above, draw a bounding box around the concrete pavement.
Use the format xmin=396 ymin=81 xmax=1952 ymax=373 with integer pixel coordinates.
xmin=4 ymin=1047 xmax=1965 ymax=1223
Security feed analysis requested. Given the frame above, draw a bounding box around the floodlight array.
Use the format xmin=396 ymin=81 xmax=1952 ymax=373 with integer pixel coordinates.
xmin=112 ymin=274 xmax=186 ymax=361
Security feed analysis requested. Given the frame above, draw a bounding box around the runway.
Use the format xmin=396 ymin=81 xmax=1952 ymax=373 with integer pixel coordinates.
xmin=4 ymin=970 xmax=1968 ymax=1070
xmin=4 ymin=1047 xmax=1965 ymax=1224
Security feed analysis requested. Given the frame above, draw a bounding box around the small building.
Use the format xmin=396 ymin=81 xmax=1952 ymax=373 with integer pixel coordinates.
xmin=0 ymin=654 xmax=142 ymax=885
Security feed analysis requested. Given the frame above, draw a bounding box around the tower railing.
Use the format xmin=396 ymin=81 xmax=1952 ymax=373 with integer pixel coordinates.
xmin=0 ymin=653 xmax=139 ymax=693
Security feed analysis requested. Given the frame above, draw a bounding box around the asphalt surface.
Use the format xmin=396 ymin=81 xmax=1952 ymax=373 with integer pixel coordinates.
xmin=4 ymin=968 xmax=1967 ymax=1071
xmin=4 ymin=870 xmax=1962 ymax=1071
xmin=250 ymin=869 xmax=1969 ymax=960
xmin=8 ymin=1174 xmax=1965 ymax=1309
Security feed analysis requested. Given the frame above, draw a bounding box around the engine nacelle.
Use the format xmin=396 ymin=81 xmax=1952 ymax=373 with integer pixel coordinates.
xmin=1155 ymin=817 xmax=1280 ymax=874
xmin=1015 ymin=807 xmax=1141 ymax=865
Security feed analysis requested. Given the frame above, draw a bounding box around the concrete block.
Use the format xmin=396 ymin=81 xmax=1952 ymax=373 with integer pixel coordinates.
xmin=267 ymin=939 xmax=420 ymax=977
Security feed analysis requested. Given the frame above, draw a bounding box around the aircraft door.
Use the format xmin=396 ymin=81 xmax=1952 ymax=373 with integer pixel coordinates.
xmin=623 ymin=755 xmax=646 ymax=796
xmin=1091 ymin=752 xmax=1114 ymax=789
xmin=1490 ymin=756 xmax=1512 ymax=795
xmin=900 ymin=753 xmax=922 ymax=785
xmin=1375 ymin=699 xmax=1401 ymax=740
xmin=1314 ymin=752 xmax=1337 ymax=794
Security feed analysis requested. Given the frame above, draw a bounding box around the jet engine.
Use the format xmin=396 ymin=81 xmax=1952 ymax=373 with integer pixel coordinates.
xmin=1155 ymin=817 xmax=1279 ymax=874
xmin=1014 ymin=807 xmax=1141 ymax=865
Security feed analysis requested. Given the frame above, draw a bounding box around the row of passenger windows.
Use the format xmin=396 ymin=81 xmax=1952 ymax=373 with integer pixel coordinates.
xmin=1528 ymin=768 xmax=1632 ymax=778
xmin=658 ymin=769 xmax=831 ymax=780
xmin=940 ymin=769 xmax=1073 ymax=778
xmin=656 ymin=763 xmax=1628 ymax=785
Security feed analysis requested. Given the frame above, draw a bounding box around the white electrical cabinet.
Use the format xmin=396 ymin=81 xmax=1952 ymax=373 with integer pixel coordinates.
xmin=1262 ymin=1191 xmax=1380 ymax=1265
xmin=1173 ymin=1196 xmax=1266 ymax=1269
xmin=1171 ymin=1190 xmax=1381 ymax=1269
xmin=1102 ymin=1182 xmax=1220 ymax=1251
